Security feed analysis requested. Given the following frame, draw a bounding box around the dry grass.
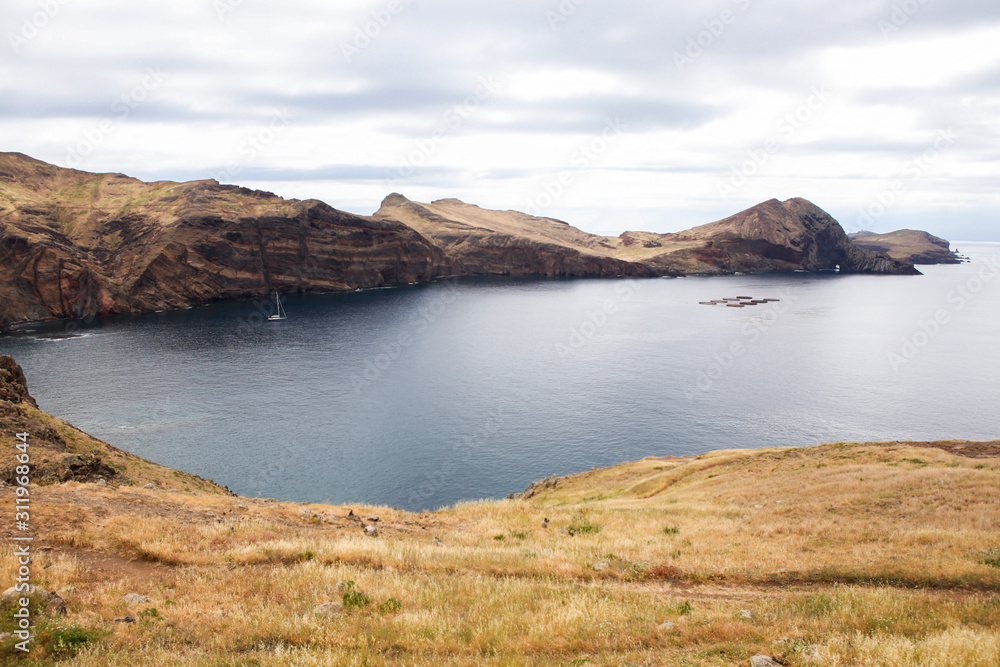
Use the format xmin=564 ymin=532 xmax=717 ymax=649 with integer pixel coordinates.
xmin=1 ymin=436 xmax=999 ymax=665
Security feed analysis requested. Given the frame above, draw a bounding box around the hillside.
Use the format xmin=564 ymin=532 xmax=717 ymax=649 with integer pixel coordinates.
xmin=0 ymin=153 xmax=447 ymax=330
xmin=1 ymin=356 xmax=998 ymax=665
xmin=1 ymin=153 xmax=922 ymax=330
xmin=375 ymin=194 xmax=919 ymax=278
xmin=849 ymin=229 xmax=961 ymax=264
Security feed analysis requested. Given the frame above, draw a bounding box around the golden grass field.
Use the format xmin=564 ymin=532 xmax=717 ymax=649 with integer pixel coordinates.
xmin=1 ymin=399 xmax=999 ymax=666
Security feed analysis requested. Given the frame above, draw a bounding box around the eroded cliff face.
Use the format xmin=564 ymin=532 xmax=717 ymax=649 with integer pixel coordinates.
xmin=0 ymin=154 xmax=921 ymax=329
xmin=0 ymin=153 xmax=447 ymax=329
xmin=372 ymin=194 xmax=666 ymax=278
xmin=849 ymin=229 xmax=961 ymax=265
xmin=623 ymin=198 xmax=920 ymax=275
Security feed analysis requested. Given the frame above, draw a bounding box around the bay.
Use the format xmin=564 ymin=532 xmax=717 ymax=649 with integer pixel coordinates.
xmin=3 ymin=242 xmax=998 ymax=511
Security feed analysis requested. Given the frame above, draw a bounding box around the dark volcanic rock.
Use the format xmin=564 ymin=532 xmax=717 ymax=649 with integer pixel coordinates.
xmin=0 ymin=355 xmax=36 ymax=407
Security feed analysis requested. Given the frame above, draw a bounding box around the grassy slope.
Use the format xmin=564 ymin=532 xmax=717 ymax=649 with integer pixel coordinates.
xmin=1 ymin=410 xmax=998 ymax=665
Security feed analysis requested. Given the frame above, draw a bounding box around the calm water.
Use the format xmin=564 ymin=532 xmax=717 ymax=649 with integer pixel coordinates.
xmin=3 ymin=243 xmax=998 ymax=510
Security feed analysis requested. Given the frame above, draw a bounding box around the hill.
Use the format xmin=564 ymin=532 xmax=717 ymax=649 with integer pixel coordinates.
xmin=1 ymin=153 xmax=920 ymax=331
xmin=1 ymin=355 xmax=997 ymax=665
xmin=849 ymin=229 xmax=961 ymax=264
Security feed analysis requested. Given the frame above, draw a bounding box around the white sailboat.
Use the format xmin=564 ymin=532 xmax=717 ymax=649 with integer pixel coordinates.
xmin=267 ymin=292 xmax=287 ymax=321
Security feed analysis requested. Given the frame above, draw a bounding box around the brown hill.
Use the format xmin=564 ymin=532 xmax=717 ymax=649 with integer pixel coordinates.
xmin=0 ymin=152 xmax=446 ymax=330
xmin=1 ymin=153 xmax=919 ymax=330
xmin=375 ymin=194 xmax=919 ymax=277
xmin=849 ymin=229 xmax=961 ymax=264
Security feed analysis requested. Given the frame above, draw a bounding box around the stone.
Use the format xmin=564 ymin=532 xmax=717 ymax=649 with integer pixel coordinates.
xmin=737 ymin=609 xmax=754 ymax=620
xmin=1 ymin=585 xmax=66 ymax=616
xmin=364 ymin=524 xmax=378 ymax=537
xmin=591 ymin=560 xmax=610 ymax=572
xmin=657 ymin=620 xmax=675 ymax=631
xmin=541 ymin=518 xmax=550 ymax=528
xmin=96 ymin=478 xmax=108 ymax=487
xmin=433 ymin=537 xmax=444 ymax=546
xmin=366 ymin=515 xmax=379 ymax=522
xmin=313 ymin=601 xmax=344 ymax=617
xmin=750 ymin=656 xmax=780 ymax=667
xmin=143 ymin=483 xmax=156 ymax=490
xmin=122 ymin=593 xmax=152 ymax=605
xmin=114 ymin=615 xmax=135 ymax=624
xmin=507 ymin=474 xmax=561 ymax=500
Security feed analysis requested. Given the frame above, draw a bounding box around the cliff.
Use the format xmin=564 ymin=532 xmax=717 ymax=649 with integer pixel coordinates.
xmin=1 ymin=154 xmax=921 ymax=329
xmin=849 ymin=229 xmax=961 ymax=264
xmin=373 ymin=195 xmax=919 ymax=278
xmin=372 ymin=193 xmax=669 ymax=278
xmin=0 ymin=153 xmax=447 ymax=330
xmin=611 ymin=198 xmax=921 ymax=275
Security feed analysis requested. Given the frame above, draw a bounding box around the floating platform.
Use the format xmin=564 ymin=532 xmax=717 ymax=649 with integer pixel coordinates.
xmin=700 ymin=296 xmax=782 ymax=306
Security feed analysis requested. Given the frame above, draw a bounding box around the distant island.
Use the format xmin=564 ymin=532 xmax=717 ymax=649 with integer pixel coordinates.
xmin=848 ymin=229 xmax=963 ymax=265
xmin=0 ymin=152 xmax=952 ymax=331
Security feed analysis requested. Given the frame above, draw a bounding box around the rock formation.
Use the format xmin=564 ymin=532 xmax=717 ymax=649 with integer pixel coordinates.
xmin=0 ymin=153 xmax=923 ymax=330
xmin=849 ymin=229 xmax=961 ymax=264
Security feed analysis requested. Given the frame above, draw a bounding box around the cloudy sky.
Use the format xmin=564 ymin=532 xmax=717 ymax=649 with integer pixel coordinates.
xmin=3 ymin=0 xmax=998 ymax=240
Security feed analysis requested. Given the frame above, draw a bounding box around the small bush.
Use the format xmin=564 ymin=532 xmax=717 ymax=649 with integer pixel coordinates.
xmin=662 ymin=526 xmax=680 ymax=535
xmin=378 ymin=598 xmax=402 ymax=614
xmin=47 ymin=624 xmax=104 ymax=656
xmin=343 ymin=589 xmax=371 ymax=610
xmin=981 ymin=550 xmax=1000 ymax=568
xmin=676 ymin=600 xmax=693 ymax=615
xmin=139 ymin=607 xmax=160 ymax=620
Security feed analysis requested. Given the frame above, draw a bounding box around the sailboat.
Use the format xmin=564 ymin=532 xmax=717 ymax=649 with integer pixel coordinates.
xmin=267 ymin=292 xmax=287 ymax=321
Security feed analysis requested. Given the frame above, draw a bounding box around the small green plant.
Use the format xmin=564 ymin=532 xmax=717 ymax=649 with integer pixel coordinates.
xmin=662 ymin=526 xmax=680 ymax=535
xmin=297 ymin=551 xmax=315 ymax=561
xmin=47 ymin=625 xmax=104 ymax=656
xmin=981 ymin=550 xmax=1000 ymax=568
xmin=676 ymin=600 xmax=693 ymax=615
xmin=976 ymin=464 xmax=987 ymax=470
xmin=494 ymin=535 xmax=505 ymax=541
xmin=343 ymin=583 xmax=371 ymax=610
xmin=378 ymin=598 xmax=402 ymax=614
xmin=510 ymin=531 xmax=529 ymax=540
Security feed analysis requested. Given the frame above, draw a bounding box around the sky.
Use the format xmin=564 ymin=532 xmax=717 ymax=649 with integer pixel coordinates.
xmin=2 ymin=0 xmax=998 ymax=241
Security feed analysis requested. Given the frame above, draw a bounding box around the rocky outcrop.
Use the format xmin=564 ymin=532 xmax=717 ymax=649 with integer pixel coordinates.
xmin=507 ymin=473 xmax=561 ymax=500
xmin=0 ymin=354 xmax=36 ymax=407
xmin=0 ymin=154 xmax=921 ymax=329
xmin=849 ymin=229 xmax=961 ymax=264
xmin=0 ymin=153 xmax=447 ymax=330
xmin=373 ymin=194 xmax=667 ymax=278
xmin=630 ymin=198 xmax=920 ymax=275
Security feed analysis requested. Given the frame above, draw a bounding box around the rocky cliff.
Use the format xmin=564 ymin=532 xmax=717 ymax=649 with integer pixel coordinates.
xmin=372 ymin=194 xmax=668 ymax=279
xmin=0 ymin=153 xmax=447 ymax=330
xmin=612 ymin=198 xmax=921 ymax=275
xmin=0 ymin=154 xmax=921 ymax=329
xmin=849 ymin=229 xmax=960 ymax=265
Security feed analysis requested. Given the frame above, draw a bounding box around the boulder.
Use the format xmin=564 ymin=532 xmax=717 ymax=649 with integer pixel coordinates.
xmin=122 ymin=593 xmax=152 ymax=605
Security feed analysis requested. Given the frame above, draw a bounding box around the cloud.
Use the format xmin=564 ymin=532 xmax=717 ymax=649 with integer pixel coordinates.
xmin=1 ymin=0 xmax=998 ymax=239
